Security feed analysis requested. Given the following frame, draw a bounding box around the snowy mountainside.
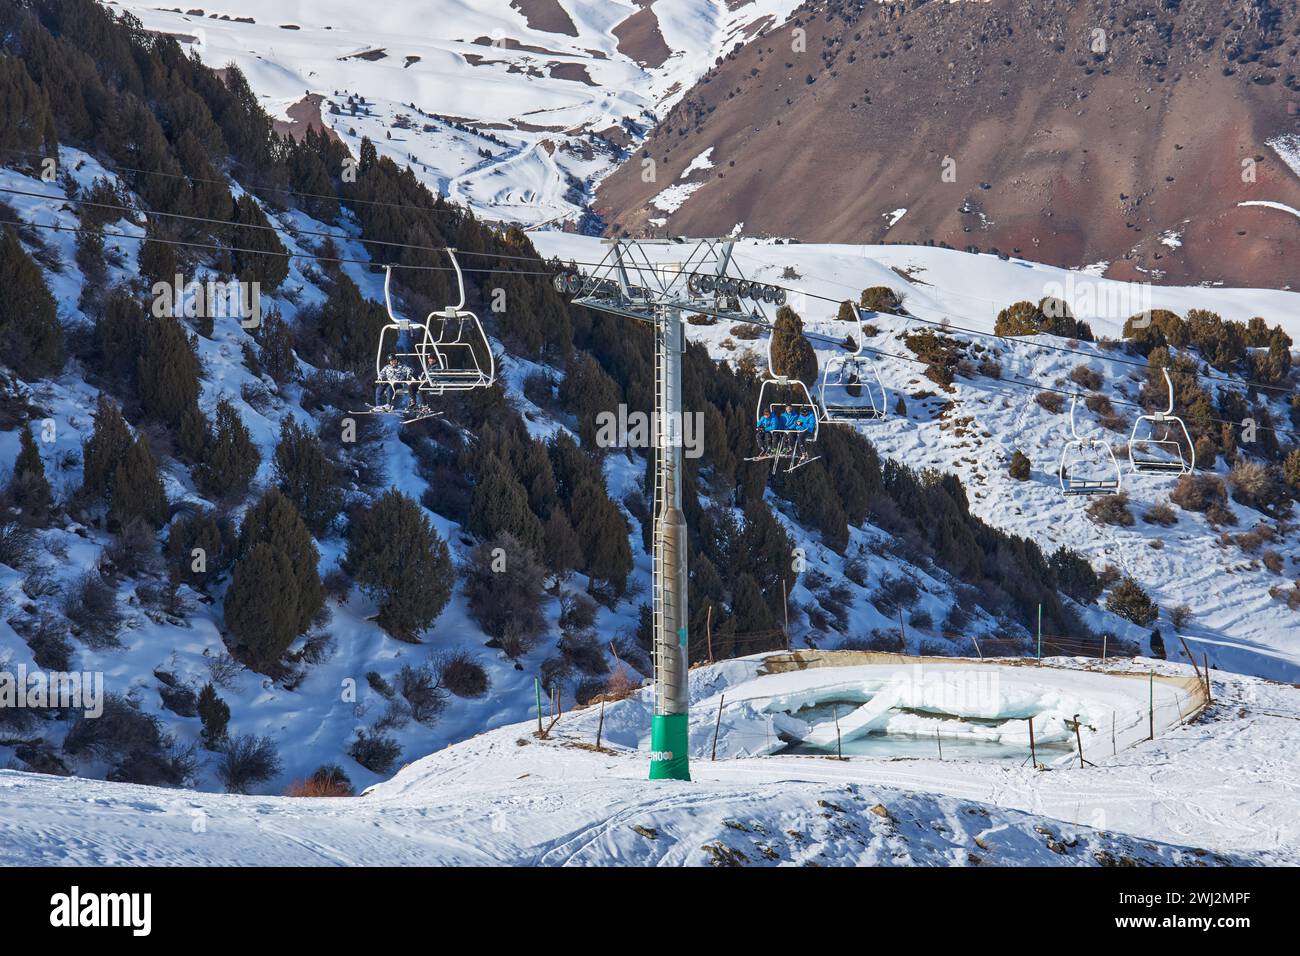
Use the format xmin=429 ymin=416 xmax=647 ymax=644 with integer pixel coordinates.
xmin=2 ymin=653 xmax=1294 ymax=865
xmin=111 ymin=0 xmax=802 ymax=226
xmin=532 ymin=233 xmax=1300 ymax=684
xmin=1 ymin=147 xmax=1092 ymax=796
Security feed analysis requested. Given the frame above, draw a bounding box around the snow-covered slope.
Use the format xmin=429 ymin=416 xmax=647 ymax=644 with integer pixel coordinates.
xmin=112 ymin=0 xmax=801 ymax=226
xmin=532 ymin=233 xmax=1300 ymax=684
xmin=2 ymin=652 xmax=1290 ymax=866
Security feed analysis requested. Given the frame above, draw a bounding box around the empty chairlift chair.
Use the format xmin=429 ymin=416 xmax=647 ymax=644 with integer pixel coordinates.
xmin=1127 ymin=367 xmax=1195 ymax=477
xmin=1059 ymin=393 xmax=1122 ymax=497
xmin=417 ymin=249 xmax=496 ymax=397
xmin=819 ymin=306 xmax=886 ymax=424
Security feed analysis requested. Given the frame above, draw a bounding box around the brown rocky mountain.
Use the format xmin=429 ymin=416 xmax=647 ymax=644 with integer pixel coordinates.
xmin=594 ymin=0 xmax=1300 ymax=288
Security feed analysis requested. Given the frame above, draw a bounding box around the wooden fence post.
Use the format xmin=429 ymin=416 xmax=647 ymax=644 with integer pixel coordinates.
xmin=1179 ymin=634 xmax=1203 ymax=683
xmin=1149 ymin=670 xmax=1155 ymax=741
xmin=1028 ymin=715 xmax=1037 ymax=768
xmin=596 ymin=699 xmax=605 ymax=750
xmin=1203 ymin=653 xmax=1212 ymax=703
xmin=834 ymin=705 xmax=843 ymax=760
xmin=706 ymin=605 xmax=713 ymax=664
xmin=711 ymin=694 xmax=725 ymax=762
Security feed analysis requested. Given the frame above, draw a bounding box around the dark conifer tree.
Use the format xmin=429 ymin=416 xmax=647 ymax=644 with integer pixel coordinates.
xmin=0 ymin=228 xmax=63 ymax=377
xmin=224 ymin=541 xmax=299 ymax=667
xmin=571 ymin=480 xmax=632 ymax=598
xmin=343 ymin=489 xmax=453 ymax=641
xmin=229 ymin=194 xmax=289 ymax=291
xmin=8 ymin=423 xmax=52 ymax=526
xmin=137 ymin=315 xmax=201 ymax=425
xmin=770 ymin=305 xmax=817 ymax=386
xmin=197 ymin=682 xmax=230 ymax=750
xmin=82 ymin=394 xmax=134 ymax=500
xmin=196 ymin=399 xmax=259 ymax=499
xmin=273 ymin=417 xmax=340 ymax=536
xmin=542 ymin=508 xmax=582 ymax=580
xmin=110 ymin=436 xmax=168 ymax=529
xmin=238 ymin=488 xmax=323 ymax=634
xmin=466 ymin=453 xmax=544 ymax=551
xmin=166 ymin=508 xmax=234 ymax=590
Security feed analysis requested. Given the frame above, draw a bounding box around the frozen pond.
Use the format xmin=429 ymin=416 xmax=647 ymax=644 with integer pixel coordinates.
xmin=775 ymin=699 xmax=1075 ymax=762
xmin=697 ymin=660 xmax=1207 ymax=766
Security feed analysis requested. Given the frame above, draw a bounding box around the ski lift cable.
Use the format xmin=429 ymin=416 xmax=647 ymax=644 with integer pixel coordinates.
xmin=0 ymin=215 xmax=557 ymax=278
xmin=6 ymin=204 xmax=1295 ymax=440
xmin=15 ymin=172 xmax=1284 ymax=404
xmin=0 ymin=183 xmax=544 ymax=265
xmin=9 ymin=154 xmax=1288 ymax=402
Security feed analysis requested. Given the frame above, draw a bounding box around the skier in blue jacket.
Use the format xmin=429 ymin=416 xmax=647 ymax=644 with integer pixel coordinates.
xmin=756 ymin=409 xmax=777 ymax=453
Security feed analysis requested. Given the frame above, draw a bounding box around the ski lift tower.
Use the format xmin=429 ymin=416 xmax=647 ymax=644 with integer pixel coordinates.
xmin=554 ymin=236 xmax=781 ymax=781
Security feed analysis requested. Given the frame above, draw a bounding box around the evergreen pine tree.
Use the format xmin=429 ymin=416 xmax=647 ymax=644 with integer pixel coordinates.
xmin=557 ymin=351 xmax=622 ymax=451
xmin=571 ymin=480 xmax=632 ymax=598
xmin=254 ymin=306 xmax=297 ymax=383
xmin=8 ymin=423 xmax=52 ymax=526
xmin=137 ymin=315 xmax=201 ymax=425
xmin=343 ymin=489 xmax=453 ymax=641
xmin=731 ymin=572 xmax=776 ymax=636
xmin=542 ymin=508 xmax=582 ymax=580
xmin=138 ymin=222 xmax=178 ymax=293
xmin=463 ymin=533 xmax=546 ymax=656
xmin=238 ymin=488 xmax=323 ymax=634
xmin=770 ymin=305 xmax=817 ymax=386
xmin=177 ymin=400 xmax=209 ymax=462
xmin=273 ymin=417 xmax=340 ymax=535
xmin=196 ymin=682 xmax=230 ymax=750
xmin=0 ymin=228 xmax=64 ymax=377
xmin=0 ymin=55 xmax=57 ymax=158
xmin=229 ymin=195 xmax=289 ymax=291
xmin=466 ymin=453 xmax=544 ymax=551
xmin=82 ymin=394 xmax=134 ymax=500
xmin=110 ymin=436 xmax=168 ymax=529
xmin=165 ymin=508 xmax=234 ymax=590
xmin=224 ymin=542 xmax=300 ymax=667
xmin=196 ymin=399 xmax=259 ymax=499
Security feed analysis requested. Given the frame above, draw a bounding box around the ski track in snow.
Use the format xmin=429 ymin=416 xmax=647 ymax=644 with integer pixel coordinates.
xmin=1 ymin=656 xmax=1293 ymax=866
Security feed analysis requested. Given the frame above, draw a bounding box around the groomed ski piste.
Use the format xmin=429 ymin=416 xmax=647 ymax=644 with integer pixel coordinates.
xmin=2 ymin=652 xmax=1296 ymax=866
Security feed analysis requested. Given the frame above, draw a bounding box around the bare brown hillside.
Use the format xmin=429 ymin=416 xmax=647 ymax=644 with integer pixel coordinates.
xmin=595 ymin=0 xmax=1300 ymax=287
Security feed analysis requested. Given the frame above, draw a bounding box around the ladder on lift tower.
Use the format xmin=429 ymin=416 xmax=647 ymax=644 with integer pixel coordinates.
xmin=651 ymin=305 xmax=684 ymax=716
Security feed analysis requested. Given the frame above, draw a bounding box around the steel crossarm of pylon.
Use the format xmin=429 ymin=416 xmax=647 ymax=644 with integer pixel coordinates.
xmin=570 ymin=236 xmax=771 ymax=327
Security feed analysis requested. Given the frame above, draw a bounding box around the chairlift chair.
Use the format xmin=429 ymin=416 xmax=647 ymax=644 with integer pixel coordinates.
xmin=1127 ymin=367 xmax=1195 ymax=477
xmin=415 ymin=249 xmax=496 ymax=396
xmin=1058 ymin=393 xmax=1122 ymax=497
xmin=371 ymin=264 xmax=436 ymax=414
xmin=819 ymin=306 xmax=886 ymax=424
xmin=746 ymin=327 xmax=821 ymax=473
